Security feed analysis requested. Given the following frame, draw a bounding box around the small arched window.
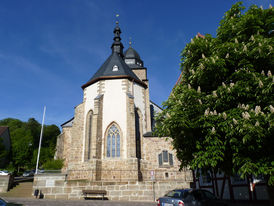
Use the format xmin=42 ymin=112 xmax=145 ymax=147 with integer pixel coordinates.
xmin=112 ymin=65 xmax=119 ymax=71
xmin=106 ymin=124 xmax=120 ymax=157
xmin=84 ymin=110 xmax=93 ymax=160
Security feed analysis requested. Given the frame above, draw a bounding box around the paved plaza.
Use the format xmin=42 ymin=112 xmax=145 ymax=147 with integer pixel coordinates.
xmin=3 ymin=197 xmax=156 ymax=206
xmin=3 ymin=197 xmax=270 ymax=206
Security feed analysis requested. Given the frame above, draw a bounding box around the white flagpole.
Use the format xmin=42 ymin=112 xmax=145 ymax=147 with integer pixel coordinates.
xmin=35 ymin=106 xmax=46 ymax=175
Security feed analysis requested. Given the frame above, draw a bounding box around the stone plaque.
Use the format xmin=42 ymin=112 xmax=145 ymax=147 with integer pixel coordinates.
xmin=46 ymin=179 xmax=55 ymax=187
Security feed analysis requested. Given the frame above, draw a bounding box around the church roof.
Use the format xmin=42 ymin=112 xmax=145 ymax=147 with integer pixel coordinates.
xmin=124 ymin=42 xmax=144 ymax=69
xmin=124 ymin=47 xmax=141 ymax=60
xmin=61 ymin=117 xmax=74 ymax=128
xmin=82 ymin=22 xmax=146 ymax=89
xmin=82 ymin=52 xmax=146 ymax=89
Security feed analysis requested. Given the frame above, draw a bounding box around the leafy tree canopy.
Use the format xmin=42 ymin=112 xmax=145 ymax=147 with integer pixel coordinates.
xmin=155 ymin=2 xmax=274 ymax=185
xmin=0 ymin=118 xmax=60 ymax=172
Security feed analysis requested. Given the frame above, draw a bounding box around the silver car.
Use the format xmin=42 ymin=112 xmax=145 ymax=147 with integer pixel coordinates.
xmin=0 ymin=170 xmax=9 ymax=176
xmin=157 ymin=189 xmax=228 ymax=206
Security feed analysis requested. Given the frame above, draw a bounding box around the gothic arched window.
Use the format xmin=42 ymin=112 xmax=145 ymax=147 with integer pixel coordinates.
xmin=106 ymin=124 xmax=120 ymax=157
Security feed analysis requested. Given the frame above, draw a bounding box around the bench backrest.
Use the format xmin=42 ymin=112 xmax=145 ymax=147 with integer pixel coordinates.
xmin=83 ymin=190 xmax=107 ymax=195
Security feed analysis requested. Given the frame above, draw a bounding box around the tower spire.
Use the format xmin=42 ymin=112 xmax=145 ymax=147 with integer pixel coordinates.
xmin=111 ymin=15 xmax=124 ymax=57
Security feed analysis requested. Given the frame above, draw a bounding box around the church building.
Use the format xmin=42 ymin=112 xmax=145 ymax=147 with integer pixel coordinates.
xmin=45 ymin=22 xmax=192 ymax=201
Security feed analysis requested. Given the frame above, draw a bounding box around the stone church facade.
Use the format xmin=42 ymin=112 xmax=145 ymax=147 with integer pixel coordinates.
xmin=35 ymin=22 xmax=192 ymax=201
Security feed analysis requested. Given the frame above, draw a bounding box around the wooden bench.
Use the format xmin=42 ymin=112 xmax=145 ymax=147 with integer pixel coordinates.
xmin=82 ymin=190 xmax=107 ymax=200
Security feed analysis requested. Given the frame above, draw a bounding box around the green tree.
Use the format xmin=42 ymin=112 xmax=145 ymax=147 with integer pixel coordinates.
xmin=42 ymin=125 xmax=60 ymax=151
xmin=43 ymin=159 xmax=63 ymax=170
xmin=155 ymin=1 xmax=273 ymax=199
xmin=29 ymin=123 xmax=60 ymax=168
xmin=0 ymin=119 xmax=34 ymax=171
xmin=31 ymin=148 xmax=54 ymax=168
xmin=26 ymin=118 xmax=41 ymax=147
xmin=12 ymin=127 xmax=33 ymax=169
xmin=0 ymin=118 xmax=60 ymax=171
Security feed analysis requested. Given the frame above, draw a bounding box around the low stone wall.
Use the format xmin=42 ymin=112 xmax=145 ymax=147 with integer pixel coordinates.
xmin=33 ymin=173 xmax=191 ymax=201
xmin=0 ymin=175 xmax=12 ymax=193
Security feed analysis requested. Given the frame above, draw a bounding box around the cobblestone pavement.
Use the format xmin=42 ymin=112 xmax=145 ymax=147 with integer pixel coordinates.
xmin=3 ymin=197 xmax=156 ymax=206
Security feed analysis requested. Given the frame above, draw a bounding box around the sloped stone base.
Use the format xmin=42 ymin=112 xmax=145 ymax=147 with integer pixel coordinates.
xmin=33 ymin=174 xmax=191 ymax=201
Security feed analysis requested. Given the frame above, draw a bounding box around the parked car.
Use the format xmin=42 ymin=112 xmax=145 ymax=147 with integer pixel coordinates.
xmin=0 ymin=170 xmax=9 ymax=176
xmin=38 ymin=168 xmax=44 ymax=174
xmin=0 ymin=198 xmax=8 ymax=206
xmin=157 ymin=189 xmax=228 ymax=206
xmin=0 ymin=197 xmax=21 ymax=206
xmin=22 ymin=170 xmax=35 ymax=177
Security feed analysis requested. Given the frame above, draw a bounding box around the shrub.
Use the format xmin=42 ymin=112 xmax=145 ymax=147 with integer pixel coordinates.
xmin=43 ymin=159 xmax=63 ymax=170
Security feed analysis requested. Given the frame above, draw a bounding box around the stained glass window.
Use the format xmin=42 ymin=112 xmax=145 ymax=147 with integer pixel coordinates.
xmin=106 ymin=124 xmax=120 ymax=157
xmin=116 ymin=134 xmax=120 ymax=157
xmin=107 ymin=134 xmax=111 ymax=157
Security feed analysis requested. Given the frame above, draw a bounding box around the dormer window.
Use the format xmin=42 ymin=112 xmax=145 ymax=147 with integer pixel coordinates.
xmin=112 ymin=65 xmax=119 ymax=71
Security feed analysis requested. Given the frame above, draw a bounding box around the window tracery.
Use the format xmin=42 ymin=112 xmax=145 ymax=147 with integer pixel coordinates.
xmin=106 ymin=124 xmax=120 ymax=157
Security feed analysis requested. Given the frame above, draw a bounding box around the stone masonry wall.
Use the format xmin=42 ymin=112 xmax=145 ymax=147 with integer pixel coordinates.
xmin=0 ymin=175 xmax=12 ymax=193
xmin=66 ymin=158 xmax=140 ymax=181
xmin=54 ymin=133 xmax=64 ymax=160
xmin=142 ymin=137 xmax=176 ymax=169
xmin=33 ymin=173 xmax=191 ymax=201
xmin=132 ymin=69 xmax=147 ymax=81
xmin=59 ymin=108 xmax=193 ymax=182
xmin=55 ymin=126 xmax=72 ymax=170
xmin=141 ymin=136 xmax=193 ymax=182
xmin=67 ymin=103 xmax=85 ymax=168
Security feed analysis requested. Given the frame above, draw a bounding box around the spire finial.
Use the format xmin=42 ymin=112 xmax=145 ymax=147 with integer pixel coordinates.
xmin=129 ymin=37 xmax=132 ymax=47
xmin=111 ymin=14 xmax=124 ymax=57
xmin=115 ymin=14 xmax=119 ymax=25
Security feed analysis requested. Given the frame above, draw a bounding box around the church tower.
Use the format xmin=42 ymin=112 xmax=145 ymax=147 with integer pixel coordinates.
xmin=51 ymin=21 xmax=192 ymax=201
xmin=58 ymin=21 xmax=153 ymax=181
xmin=53 ymin=21 xmax=191 ymax=191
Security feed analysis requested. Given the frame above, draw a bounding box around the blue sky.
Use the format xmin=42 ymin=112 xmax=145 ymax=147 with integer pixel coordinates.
xmin=0 ymin=0 xmax=272 ymax=127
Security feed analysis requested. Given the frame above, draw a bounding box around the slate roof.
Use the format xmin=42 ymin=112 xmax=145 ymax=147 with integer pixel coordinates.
xmin=124 ymin=47 xmax=141 ymax=60
xmin=82 ymin=51 xmax=146 ymax=89
xmin=82 ymin=22 xmax=147 ymax=89
xmin=61 ymin=117 xmax=74 ymax=128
